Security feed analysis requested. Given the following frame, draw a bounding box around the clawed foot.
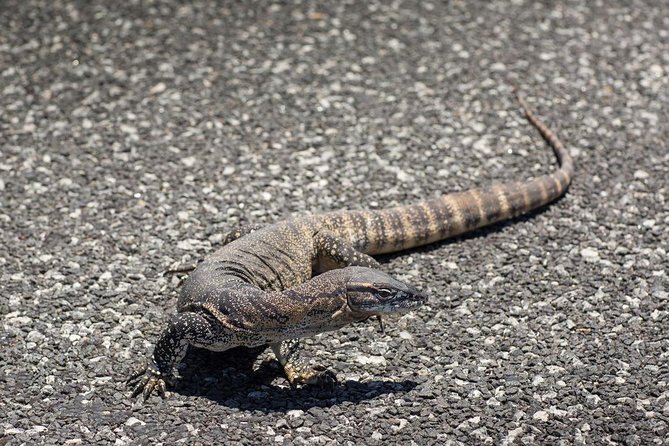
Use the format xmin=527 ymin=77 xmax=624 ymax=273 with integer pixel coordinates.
xmin=126 ymin=365 xmax=169 ymax=400
xmin=285 ymin=364 xmax=338 ymax=390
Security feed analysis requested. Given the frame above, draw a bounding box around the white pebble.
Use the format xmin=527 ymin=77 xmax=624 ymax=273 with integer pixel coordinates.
xmin=580 ymin=247 xmax=599 ymax=261
xmin=149 ymin=82 xmax=167 ymax=94
xmin=533 ymin=410 xmax=549 ymax=421
xmin=181 ymin=156 xmax=197 ymax=167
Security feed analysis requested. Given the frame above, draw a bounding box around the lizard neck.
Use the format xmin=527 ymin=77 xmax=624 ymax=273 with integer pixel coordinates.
xmin=275 ymin=269 xmax=365 ymax=334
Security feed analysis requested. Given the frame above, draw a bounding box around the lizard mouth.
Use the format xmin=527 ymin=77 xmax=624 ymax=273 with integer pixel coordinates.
xmin=392 ymin=288 xmax=428 ymax=309
xmin=388 ymin=295 xmax=427 ymax=311
xmin=347 ymin=290 xmax=427 ymax=315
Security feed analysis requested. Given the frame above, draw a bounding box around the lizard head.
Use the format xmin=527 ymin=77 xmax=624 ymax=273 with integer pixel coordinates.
xmin=344 ymin=267 xmax=427 ymax=315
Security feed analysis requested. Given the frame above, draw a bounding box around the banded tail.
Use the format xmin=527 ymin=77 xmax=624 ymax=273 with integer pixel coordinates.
xmin=323 ymin=92 xmax=574 ymax=255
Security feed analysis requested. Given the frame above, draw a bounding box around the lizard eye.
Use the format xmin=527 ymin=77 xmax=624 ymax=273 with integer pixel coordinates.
xmin=377 ymin=288 xmax=393 ymax=298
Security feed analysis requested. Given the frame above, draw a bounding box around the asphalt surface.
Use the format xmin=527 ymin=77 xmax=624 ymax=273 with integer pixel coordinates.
xmin=2 ymin=0 xmax=668 ymax=445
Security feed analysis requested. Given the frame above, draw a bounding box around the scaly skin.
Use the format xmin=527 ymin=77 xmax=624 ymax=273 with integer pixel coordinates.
xmin=128 ymin=93 xmax=574 ymax=399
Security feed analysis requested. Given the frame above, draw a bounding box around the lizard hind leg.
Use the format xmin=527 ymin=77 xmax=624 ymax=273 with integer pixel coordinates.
xmin=270 ymin=339 xmax=337 ymax=388
xmin=314 ymin=231 xmax=380 ymax=274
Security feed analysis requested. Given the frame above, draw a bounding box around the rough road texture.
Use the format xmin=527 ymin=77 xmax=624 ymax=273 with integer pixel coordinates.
xmin=1 ymin=1 xmax=668 ymax=445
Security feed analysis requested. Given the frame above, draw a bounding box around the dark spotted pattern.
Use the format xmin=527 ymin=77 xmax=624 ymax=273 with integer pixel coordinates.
xmin=130 ymin=94 xmax=574 ymax=399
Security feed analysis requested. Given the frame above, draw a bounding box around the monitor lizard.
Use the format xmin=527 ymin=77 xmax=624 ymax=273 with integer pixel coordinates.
xmin=128 ymin=92 xmax=574 ymax=399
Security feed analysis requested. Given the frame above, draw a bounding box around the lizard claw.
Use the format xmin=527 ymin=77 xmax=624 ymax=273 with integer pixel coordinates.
xmin=286 ymin=364 xmax=338 ymax=389
xmin=376 ymin=315 xmax=385 ymax=335
xmin=313 ymin=368 xmax=338 ymax=390
xmin=127 ymin=366 xmax=167 ymax=400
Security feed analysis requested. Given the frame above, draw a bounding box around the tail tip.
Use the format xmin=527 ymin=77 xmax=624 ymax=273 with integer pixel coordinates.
xmin=511 ymin=85 xmax=529 ymax=114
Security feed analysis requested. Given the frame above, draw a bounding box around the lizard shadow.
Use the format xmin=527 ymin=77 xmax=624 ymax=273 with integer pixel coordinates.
xmin=173 ymin=347 xmax=418 ymax=413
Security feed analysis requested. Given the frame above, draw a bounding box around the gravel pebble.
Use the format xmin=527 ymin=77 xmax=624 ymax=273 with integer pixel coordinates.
xmin=2 ymin=0 xmax=668 ymax=445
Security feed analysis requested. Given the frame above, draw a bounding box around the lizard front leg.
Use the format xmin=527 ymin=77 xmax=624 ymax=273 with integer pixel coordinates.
xmin=270 ymin=339 xmax=337 ymax=388
xmin=314 ymin=231 xmax=380 ymax=273
xmin=128 ymin=311 xmax=219 ymax=400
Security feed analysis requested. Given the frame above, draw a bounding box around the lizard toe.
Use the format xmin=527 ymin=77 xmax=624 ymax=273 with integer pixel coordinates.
xmin=126 ymin=366 xmax=148 ymax=385
xmin=157 ymin=379 xmax=167 ymax=398
xmin=315 ymin=369 xmax=338 ymax=390
xmin=142 ymin=375 xmax=167 ymax=400
xmin=127 ymin=367 xmax=167 ymax=400
xmin=142 ymin=378 xmax=156 ymax=400
xmin=289 ymin=366 xmax=338 ymax=389
xmin=130 ymin=375 xmax=149 ymax=399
